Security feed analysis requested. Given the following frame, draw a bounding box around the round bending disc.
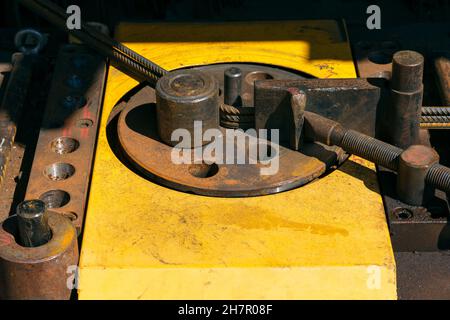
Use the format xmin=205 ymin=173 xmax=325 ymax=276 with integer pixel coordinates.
xmin=113 ymin=64 xmax=344 ymax=197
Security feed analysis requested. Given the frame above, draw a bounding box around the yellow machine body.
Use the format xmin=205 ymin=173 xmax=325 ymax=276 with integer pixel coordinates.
xmin=78 ymin=21 xmax=397 ymax=300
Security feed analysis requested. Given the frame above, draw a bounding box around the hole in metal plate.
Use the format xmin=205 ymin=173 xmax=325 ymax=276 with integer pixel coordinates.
xmin=44 ymin=163 xmax=75 ymax=181
xmin=39 ymin=190 xmax=71 ymax=209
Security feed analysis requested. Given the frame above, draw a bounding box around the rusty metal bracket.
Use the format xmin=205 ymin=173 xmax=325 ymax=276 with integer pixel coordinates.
xmin=378 ymin=167 xmax=450 ymax=251
xmin=380 ymin=52 xmax=450 ymax=251
xmin=24 ymin=44 xmax=107 ymax=232
xmin=254 ymin=78 xmax=384 ymax=142
xmin=303 ymin=110 xmax=450 ymax=251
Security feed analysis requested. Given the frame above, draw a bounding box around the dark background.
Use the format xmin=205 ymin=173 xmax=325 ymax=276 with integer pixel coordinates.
xmin=1 ymin=0 xmax=449 ymax=29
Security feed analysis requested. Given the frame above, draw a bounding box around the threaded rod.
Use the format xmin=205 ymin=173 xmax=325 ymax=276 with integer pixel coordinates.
xmin=340 ymin=130 xmax=402 ymax=171
xmin=426 ymin=164 xmax=450 ymax=193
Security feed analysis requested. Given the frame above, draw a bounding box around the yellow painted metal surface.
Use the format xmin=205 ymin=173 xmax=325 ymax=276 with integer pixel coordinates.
xmin=78 ymin=21 xmax=397 ymax=300
xmin=114 ymin=20 xmax=356 ymax=79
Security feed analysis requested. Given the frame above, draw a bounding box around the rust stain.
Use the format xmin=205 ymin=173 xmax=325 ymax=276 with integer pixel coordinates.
xmin=223 ymin=179 xmax=240 ymax=186
xmin=0 ymin=232 xmax=13 ymax=247
xmin=216 ymin=205 xmax=349 ymax=237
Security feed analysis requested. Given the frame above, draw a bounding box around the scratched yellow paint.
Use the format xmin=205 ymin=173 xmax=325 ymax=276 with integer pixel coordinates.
xmin=114 ymin=20 xmax=356 ymax=79
xmin=78 ymin=21 xmax=396 ymax=300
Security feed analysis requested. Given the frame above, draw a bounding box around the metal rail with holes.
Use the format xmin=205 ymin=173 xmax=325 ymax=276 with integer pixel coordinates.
xmin=24 ymin=44 xmax=107 ymax=232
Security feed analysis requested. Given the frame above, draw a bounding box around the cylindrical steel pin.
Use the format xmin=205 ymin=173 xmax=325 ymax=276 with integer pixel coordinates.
xmin=156 ymin=69 xmax=219 ymax=148
xmin=224 ymin=67 xmax=242 ymax=106
xmin=391 ymin=50 xmax=424 ymax=93
xmin=17 ymin=200 xmax=52 ymax=248
xmin=397 ymin=145 xmax=440 ymax=206
xmin=387 ymin=50 xmax=424 ymax=149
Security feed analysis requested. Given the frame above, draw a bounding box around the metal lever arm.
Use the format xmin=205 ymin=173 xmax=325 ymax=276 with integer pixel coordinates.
xmin=18 ymin=0 xmax=168 ymax=84
xmin=304 ymin=111 xmax=450 ymax=205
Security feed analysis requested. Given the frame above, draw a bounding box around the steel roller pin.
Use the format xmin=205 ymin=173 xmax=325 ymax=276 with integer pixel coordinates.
xmin=17 ymin=200 xmax=52 ymax=248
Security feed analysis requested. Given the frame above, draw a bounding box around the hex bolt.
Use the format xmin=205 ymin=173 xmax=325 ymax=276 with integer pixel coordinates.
xmin=386 ymin=50 xmax=424 ymax=149
xmin=397 ymin=145 xmax=440 ymax=206
xmin=16 ymin=200 xmax=52 ymax=248
xmin=224 ymin=67 xmax=243 ymax=106
xmin=304 ymin=111 xmax=450 ymax=205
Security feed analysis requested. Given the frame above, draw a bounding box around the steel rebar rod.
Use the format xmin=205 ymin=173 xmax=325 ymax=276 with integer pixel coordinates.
xmin=18 ymin=0 xmax=168 ymax=84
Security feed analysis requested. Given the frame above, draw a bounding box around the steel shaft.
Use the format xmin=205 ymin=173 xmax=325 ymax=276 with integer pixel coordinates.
xmin=224 ymin=67 xmax=243 ymax=106
xmin=387 ymin=51 xmax=424 ymax=148
xmin=304 ymin=111 xmax=450 ymax=203
xmin=16 ymin=200 xmax=52 ymax=247
xmin=19 ymin=0 xmax=167 ymax=84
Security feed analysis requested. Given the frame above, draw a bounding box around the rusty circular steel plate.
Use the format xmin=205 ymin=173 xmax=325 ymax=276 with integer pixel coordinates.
xmin=113 ymin=64 xmax=343 ymax=197
xmin=0 ymin=211 xmax=77 ymax=263
xmin=0 ymin=211 xmax=78 ymax=300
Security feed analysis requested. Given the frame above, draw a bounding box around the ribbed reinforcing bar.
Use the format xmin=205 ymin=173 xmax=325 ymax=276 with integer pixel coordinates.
xmin=340 ymin=130 xmax=402 ymax=171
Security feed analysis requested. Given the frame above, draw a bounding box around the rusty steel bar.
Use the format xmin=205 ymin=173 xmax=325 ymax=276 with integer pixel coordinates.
xmin=426 ymin=164 xmax=450 ymax=195
xmin=422 ymin=115 xmax=450 ymax=123
xmin=422 ymin=106 xmax=450 ymax=117
xmin=304 ymin=111 xmax=401 ymax=171
xmin=422 ymin=53 xmax=450 ymax=129
xmin=420 ymin=107 xmax=450 ymax=129
xmin=304 ymin=111 xmax=450 ymax=204
xmin=420 ymin=122 xmax=450 ymax=129
xmin=386 ymin=50 xmax=424 ymax=149
xmin=19 ymin=0 xmax=167 ymax=84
